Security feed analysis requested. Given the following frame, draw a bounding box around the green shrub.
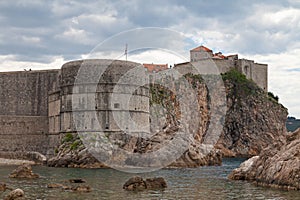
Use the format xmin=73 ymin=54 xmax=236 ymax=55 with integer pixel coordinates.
xmin=62 ymin=133 xmax=74 ymax=143
xmin=221 ymin=69 xmax=259 ymax=97
xmin=54 ymin=148 xmax=58 ymax=155
xmin=222 ymin=68 xmax=248 ymax=84
xmin=268 ymin=92 xmax=279 ymax=102
xmin=70 ymin=140 xmax=80 ymax=150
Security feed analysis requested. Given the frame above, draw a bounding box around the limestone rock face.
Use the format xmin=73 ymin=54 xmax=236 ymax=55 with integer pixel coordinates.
xmin=216 ymin=73 xmax=288 ymax=157
xmin=49 ymin=70 xmax=288 ymax=168
xmin=9 ymin=164 xmax=39 ymax=179
xmin=139 ymin=77 xmax=222 ymax=167
xmin=49 ymin=76 xmax=221 ymax=168
xmin=123 ymin=176 xmax=167 ymax=191
xmin=168 ymin=148 xmax=222 ymax=168
xmin=47 ymin=136 xmax=107 ymax=168
xmin=228 ymin=156 xmax=259 ymax=180
xmin=4 ymin=188 xmax=25 ymax=200
xmin=229 ymin=128 xmax=300 ymax=190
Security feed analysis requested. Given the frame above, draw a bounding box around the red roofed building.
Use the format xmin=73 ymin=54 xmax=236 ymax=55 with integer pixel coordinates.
xmin=179 ymin=44 xmax=268 ymax=91
xmin=190 ymin=45 xmax=213 ymax=53
xmin=190 ymin=45 xmax=214 ymax=61
xmin=213 ymin=52 xmax=227 ymax=59
xmin=190 ymin=45 xmax=232 ymax=61
xmin=143 ymin=63 xmax=168 ymax=73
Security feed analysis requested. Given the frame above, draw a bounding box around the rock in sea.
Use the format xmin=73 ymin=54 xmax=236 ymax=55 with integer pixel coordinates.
xmin=229 ymin=128 xmax=300 ymax=190
xmin=123 ymin=176 xmax=167 ymax=191
xmin=9 ymin=164 xmax=39 ymax=179
xmin=0 ymin=182 xmax=7 ymax=191
xmin=3 ymin=188 xmax=25 ymax=200
xmin=69 ymin=178 xmax=86 ymax=183
xmin=71 ymin=185 xmax=92 ymax=192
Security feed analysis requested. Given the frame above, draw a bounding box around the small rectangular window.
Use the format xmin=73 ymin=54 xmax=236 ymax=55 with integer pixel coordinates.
xmin=114 ymin=103 xmax=120 ymax=109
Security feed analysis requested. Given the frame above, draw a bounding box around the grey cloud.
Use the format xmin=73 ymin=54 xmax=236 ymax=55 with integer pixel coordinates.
xmin=0 ymin=0 xmax=300 ymax=62
xmin=0 ymin=1 xmax=55 ymax=28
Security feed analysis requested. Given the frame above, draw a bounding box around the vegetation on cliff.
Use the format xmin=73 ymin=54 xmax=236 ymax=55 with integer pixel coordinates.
xmin=49 ymin=69 xmax=288 ymax=168
xmin=149 ymin=69 xmax=287 ymax=158
xmin=222 ymin=69 xmax=260 ymax=97
xmin=217 ymin=69 xmax=287 ymax=157
xmin=48 ymin=133 xmax=106 ymax=168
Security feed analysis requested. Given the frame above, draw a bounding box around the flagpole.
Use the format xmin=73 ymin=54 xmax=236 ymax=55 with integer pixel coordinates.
xmin=125 ymin=43 xmax=128 ymax=61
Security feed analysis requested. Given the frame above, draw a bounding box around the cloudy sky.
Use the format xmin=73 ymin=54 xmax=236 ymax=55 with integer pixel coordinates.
xmin=0 ymin=0 xmax=299 ymax=118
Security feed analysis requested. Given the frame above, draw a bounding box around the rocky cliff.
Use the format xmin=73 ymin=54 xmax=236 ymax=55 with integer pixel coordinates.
xmin=216 ymin=69 xmax=288 ymax=157
xmin=228 ymin=128 xmax=300 ymax=190
xmin=48 ymin=69 xmax=287 ymax=168
xmin=48 ymin=74 xmax=222 ymax=168
xmin=47 ymin=133 xmax=107 ymax=168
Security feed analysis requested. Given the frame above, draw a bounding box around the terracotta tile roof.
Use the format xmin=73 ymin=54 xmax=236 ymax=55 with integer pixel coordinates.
xmin=143 ymin=63 xmax=168 ymax=72
xmin=190 ymin=45 xmax=212 ymax=52
xmin=213 ymin=53 xmax=226 ymax=59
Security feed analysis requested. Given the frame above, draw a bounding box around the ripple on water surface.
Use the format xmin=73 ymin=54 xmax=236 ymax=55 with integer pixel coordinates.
xmin=0 ymin=158 xmax=298 ymax=200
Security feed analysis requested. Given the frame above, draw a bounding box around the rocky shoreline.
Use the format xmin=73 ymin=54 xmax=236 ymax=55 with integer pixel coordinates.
xmin=35 ymin=70 xmax=289 ymax=170
xmin=46 ymin=132 xmax=222 ymax=169
xmin=229 ymin=128 xmax=300 ymax=190
xmin=0 ymin=70 xmax=296 ymax=194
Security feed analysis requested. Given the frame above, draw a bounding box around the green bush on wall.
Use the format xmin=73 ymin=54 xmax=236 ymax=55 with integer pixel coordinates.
xmin=221 ymin=69 xmax=259 ymax=97
xmin=62 ymin=133 xmax=74 ymax=143
xmin=268 ymin=91 xmax=279 ymax=102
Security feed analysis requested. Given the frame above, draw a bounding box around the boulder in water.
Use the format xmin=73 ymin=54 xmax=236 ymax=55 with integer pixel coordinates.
xmin=9 ymin=164 xmax=39 ymax=179
xmin=71 ymin=185 xmax=91 ymax=192
xmin=47 ymin=183 xmax=64 ymax=189
xmin=123 ymin=176 xmax=167 ymax=191
xmin=123 ymin=176 xmax=146 ymax=191
xmin=69 ymin=178 xmax=86 ymax=183
xmin=47 ymin=182 xmax=91 ymax=192
xmin=4 ymin=188 xmax=25 ymax=200
xmin=0 ymin=182 xmax=7 ymax=191
xmin=228 ymin=156 xmax=259 ymax=180
xmin=229 ymin=128 xmax=300 ymax=190
xmin=144 ymin=177 xmax=167 ymax=189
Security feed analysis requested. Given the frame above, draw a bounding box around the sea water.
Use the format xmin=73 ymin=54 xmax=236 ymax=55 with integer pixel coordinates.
xmin=0 ymin=158 xmax=298 ymax=200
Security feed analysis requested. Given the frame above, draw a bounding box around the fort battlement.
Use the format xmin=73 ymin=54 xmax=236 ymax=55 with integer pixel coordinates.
xmin=0 ymin=46 xmax=269 ymax=158
xmin=0 ymin=60 xmax=150 ymax=157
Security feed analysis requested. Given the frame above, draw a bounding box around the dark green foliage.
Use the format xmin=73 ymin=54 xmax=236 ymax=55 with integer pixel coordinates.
xmin=221 ymin=69 xmax=260 ymax=97
xmin=222 ymin=68 xmax=248 ymax=83
xmin=184 ymin=73 xmax=203 ymax=89
xmin=54 ymin=148 xmax=58 ymax=154
xmin=70 ymin=140 xmax=80 ymax=150
xmin=149 ymin=84 xmax=168 ymax=105
xmin=62 ymin=133 xmax=74 ymax=143
xmin=268 ymin=92 xmax=279 ymax=102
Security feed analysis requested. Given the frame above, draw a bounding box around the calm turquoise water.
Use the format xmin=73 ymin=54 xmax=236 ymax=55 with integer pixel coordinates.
xmin=0 ymin=158 xmax=299 ymax=200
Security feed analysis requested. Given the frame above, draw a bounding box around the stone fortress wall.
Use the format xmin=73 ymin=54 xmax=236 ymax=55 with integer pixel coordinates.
xmin=0 ymin=60 xmax=150 ymax=157
xmin=0 ymin=46 xmax=269 ymax=158
xmin=0 ymin=70 xmax=60 ymax=155
xmin=188 ymin=46 xmax=268 ymax=92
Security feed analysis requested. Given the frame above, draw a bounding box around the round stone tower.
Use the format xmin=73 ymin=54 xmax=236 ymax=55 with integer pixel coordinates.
xmin=58 ymin=59 xmax=150 ymax=137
